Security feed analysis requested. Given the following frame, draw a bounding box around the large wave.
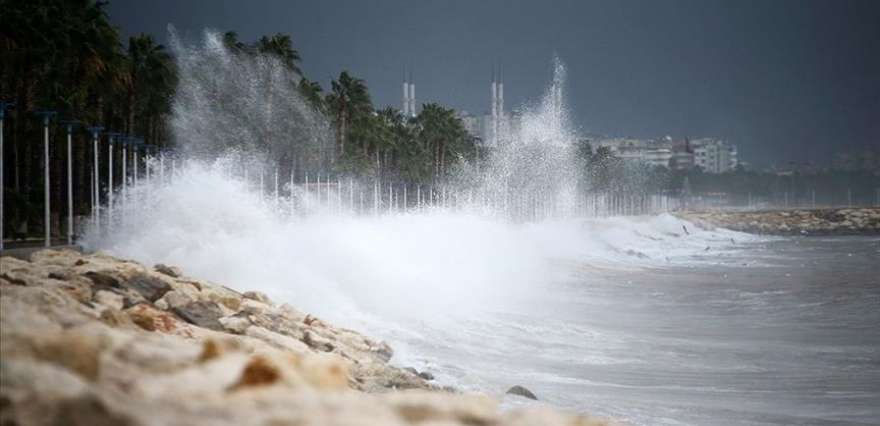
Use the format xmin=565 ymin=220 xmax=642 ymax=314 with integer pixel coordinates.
xmin=82 ymin=28 xmax=757 ymax=375
xmin=82 ymin=159 xmax=754 ymax=328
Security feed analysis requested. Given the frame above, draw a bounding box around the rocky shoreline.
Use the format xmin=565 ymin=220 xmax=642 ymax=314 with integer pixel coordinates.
xmin=1 ymin=249 xmax=609 ymax=425
xmin=677 ymin=207 xmax=880 ymax=236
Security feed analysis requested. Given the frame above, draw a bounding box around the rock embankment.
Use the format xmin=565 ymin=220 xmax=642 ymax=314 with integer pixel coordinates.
xmin=0 ymin=250 xmax=609 ymax=426
xmin=678 ymin=207 xmax=880 ymax=235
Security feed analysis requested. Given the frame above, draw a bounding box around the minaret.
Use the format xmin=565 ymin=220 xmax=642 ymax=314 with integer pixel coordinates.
xmin=402 ymin=66 xmax=409 ymax=116
xmin=497 ymin=65 xmax=504 ymax=143
xmin=497 ymin=65 xmax=504 ymax=118
xmin=490 ymin=65 xmax=497 ymax=121
xmin=408 ymin=69 xmax=416 ymax=117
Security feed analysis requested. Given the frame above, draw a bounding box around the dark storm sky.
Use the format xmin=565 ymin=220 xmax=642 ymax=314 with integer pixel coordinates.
xmin=106 ymin=0 xmax=880 ymax=167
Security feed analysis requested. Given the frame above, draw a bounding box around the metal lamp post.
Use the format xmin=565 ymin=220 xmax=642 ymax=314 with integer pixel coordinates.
xmin=121 ymin=136 xmax=129 ymax=207
xmin=0 ymin=101 xmax=15 ymax=251
xmin=36 ymin=111 xmax=57 ymax=247
xmin=145 ymin=145 xmax=153 ymax=185
xmin=60 ymin=120 xmax=80 ymax=245
xmin=132 ymin=138 xmax=140 ymax=187
xmin=105 ymin=132 xmax=121 ymax=226
xmin=87 ymin=126 xmax=103 ymax=228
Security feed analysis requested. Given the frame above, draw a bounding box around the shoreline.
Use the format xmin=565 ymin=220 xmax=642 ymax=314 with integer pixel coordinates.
xmin=0 ymin=249 xmax=610 ymax=425
xmin=676 ymin=207 xmax=880 ymax=236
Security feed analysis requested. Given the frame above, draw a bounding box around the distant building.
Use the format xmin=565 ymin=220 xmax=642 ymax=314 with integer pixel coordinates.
xmin=691 ymin=138 xmax=738 ymax=173
xmin=590 ymin=136 xmax=737 ymax=173
xmin=669 ymin=138 xmax=694 ymax=171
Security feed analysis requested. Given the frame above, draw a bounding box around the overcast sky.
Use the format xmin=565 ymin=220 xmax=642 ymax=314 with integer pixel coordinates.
xmin=107 ymin=0 xmax=880 ymax=167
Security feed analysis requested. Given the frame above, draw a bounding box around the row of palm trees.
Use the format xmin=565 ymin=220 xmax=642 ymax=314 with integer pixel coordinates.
xmin=220 ymin=32 xmax=478 ymax=183
xmin=1 ymin=0 xmax=477 ymax=238
xmin=1 ymin=0 xmax=175 ymax=237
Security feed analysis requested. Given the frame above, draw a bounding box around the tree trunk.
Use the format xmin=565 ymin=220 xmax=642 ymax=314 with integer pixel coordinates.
xmin=338 ymin=110 xmax=346 ymax=163
xmin=127 ymin=89 xmax=135 ymax=135
xmin=438 ymin=140 xmax=447 ymax=176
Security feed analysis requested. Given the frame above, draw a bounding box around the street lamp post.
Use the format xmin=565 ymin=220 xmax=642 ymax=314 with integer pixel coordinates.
xmin=146 ymin=145 xmax=153 ymax=185
xmin=120 ymin=136 xmax=128 ymax=209
xmin=132 ymin=139 xmax=140 ymax=187
xmin=60 ymin=120 xmax=80 ymax=245
xmin=36 ymin=111 xmax=57 ymax=247
xmin=0 ymin=101 xmax=15 ymax=251
xmin=87 ymin=126 xmax=103 ymax=228
xmin=105 ymin=132 xmax=121 ymax=226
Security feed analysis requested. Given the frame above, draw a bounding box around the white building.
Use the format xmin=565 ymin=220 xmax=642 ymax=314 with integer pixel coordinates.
xmin=691 ymin=138 xmax=738 ymax=173
xmin=590 ymin=136 xmax=737 ymax=173
xmin=592 ymin=138 xmax=674 ymax=168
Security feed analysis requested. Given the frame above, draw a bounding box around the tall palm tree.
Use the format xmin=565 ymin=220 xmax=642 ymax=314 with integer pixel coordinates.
xmin=416 ymin=103 xmax=473 ymax=178
xmin=222 ymin=31 xmax=249 ymax=54
xmin=298 ymin=77 xmax=325 ymax=113
xmin=126 ymin=34 xmax=173 ymax=143
xmin=326 ymin=71 xmax=371 ymax=163
xmin=256 ymin=34 xmax=302 ymax=75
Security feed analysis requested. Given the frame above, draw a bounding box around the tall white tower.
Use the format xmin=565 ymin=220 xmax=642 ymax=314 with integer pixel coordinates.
xmin=489 ymin=64 xmax=504 ymax=146
xmin=402 ymin=66 xmax=410 ymax=116
xmin=497 ymin=65 xmax=504 ymax=119
xmin=402 ymin=67 xmax=416 ymax=118
xmin=408 ymin=69 xmax=416 ymax=117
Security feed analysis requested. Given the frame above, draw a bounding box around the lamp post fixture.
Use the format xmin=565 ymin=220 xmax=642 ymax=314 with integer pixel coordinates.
xmin=131 ymin=138 xmax=140 ymax=187
xmin=120 ymin=136 xmax=128 ymax=203
xmin=0 ymin=101 xmax=15 ymax=251
xmin=158 ymin=146 xmax=164 ymax=184
xmin=36 ymin=110 xmax=57 ymax=247
xmin=60 ymin=120 xmax=80 ymax=245
xmin=144 ymin=145 xmax=153 ymax=185
xmin=105 ymin=132 xmax=121 ymax=225
xmin=87 ymin=126 xmax=103 ymax=228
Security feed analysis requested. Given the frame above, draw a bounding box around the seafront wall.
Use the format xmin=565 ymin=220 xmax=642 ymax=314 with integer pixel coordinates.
xmin=678 ymin=207 xmax=880 ymax=235
xmin=0 ymin=249 xmax=609 ymax=426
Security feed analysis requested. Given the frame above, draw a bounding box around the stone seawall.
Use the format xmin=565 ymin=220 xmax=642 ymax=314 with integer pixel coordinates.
xmin=1 ymin=250 xmax=609 ymax=426
xmin=678 ymin=208 xmax=880 ymax=235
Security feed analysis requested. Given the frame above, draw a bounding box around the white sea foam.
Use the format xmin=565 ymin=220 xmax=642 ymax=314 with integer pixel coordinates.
xmin=83 ymin=158 xmax=755 ymax=329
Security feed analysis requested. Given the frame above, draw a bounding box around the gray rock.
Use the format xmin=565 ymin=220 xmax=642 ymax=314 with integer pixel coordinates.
xmin=83 ymin=271 xmax=146 ymax=307
xmin=418 ymin=371 xmax=434 ymax=381
xmin=373 ymin=342 xmax=393 ymax=363
xmin=242 ymin=290 xmax=272 ymax=304
xmin=83 ymin=271 xmax=121 ymax=289
xmin=124 ymin=272 xmax=172 ymax=302
xmin=506 ymin=385 xmax=538 ymax=400
xmin=303 ymin=330 xmax=335 ymax=352
xmin=154 ymin=264 xmax=182 ymax=278
xmin=172 ymin=301 xmax=225 ymax=331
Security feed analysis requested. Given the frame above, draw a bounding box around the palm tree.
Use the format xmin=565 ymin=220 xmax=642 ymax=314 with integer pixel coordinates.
xmin=256 ymin=34 xmax=302 ymax=75
xmin=415 ymin=103 xmax=471 ymax=178
xmin=126 ymin=34 xmax=174 ymax=144
xmin=298 ymin=77 xmax=325 ymax=113
xmin=222 ymin=31 xmax=249 ymax=54
xmin=126 ymin=34 xmax=173 ymax=141
xmin=326 ymin=71 xmax=371 ymax=163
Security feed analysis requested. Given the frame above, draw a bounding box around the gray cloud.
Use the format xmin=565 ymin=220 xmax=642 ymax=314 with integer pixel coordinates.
xmin=107 ymin=0 xmax=880 ymax=167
